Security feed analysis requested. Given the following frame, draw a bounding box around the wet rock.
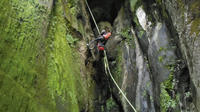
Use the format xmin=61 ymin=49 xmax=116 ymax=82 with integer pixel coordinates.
xmin=0 ymin=0 xmax=199 ymax=111
xmin=136 ymin=6 xmax=152 ymax=31
xmin=148 ymin=23 xmax=177 ymax=83
xmin=134 ymin=30 xmax=155 ymax=112
xmin=162 ymin=0 xmax=200 ymax=111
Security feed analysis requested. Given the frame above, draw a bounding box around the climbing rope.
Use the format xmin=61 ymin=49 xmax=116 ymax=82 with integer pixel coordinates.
xmin=85 ymin=0 xmax=137 ymax=111
xmin=85 ymin=0 xmax=100 ymax=34
xmin=103 ymin=51 xmax=137 ymax=112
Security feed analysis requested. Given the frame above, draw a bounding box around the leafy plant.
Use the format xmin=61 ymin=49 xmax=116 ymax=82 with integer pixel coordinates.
xmin=67 ymin=0 xmax=79 ymax=15
xmin=120 ymin=28 xmax=132 ymax=40
xmin=106 ymin=98 xmax=116 ymax=111
xmin=66 ymin=34 xmax=78 ymax=47
xmin=160 ymin=65 xmax=179 ymax=112
xmin=160 ymin=83 xmax=179 ymax=112
xmin=185 ymin=91 xmax=191 ymax=98
xmin=120 ymin=28 xmax=134 ymax=46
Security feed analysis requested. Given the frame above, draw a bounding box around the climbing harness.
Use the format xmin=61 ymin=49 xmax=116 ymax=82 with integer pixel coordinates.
xmin=85 ymin=0 xmax=137 ymax=111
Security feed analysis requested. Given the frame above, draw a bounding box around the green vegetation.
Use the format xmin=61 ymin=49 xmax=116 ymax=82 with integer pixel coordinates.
xmin=158 ymin=47 xmax=168 ymax=63
xmin=155 ymin=0 xmax=170 ymax=21
xmin=190 ymin=1 xmax=199 ymax=35
xmin=0 ymin=0 xmax=90 ymax=112
xmin=158 ymin=56 xmax=164 ymax=63
xmin=112 ymin=47 xmax=123 ymax=84
xmin=160 ymin=84 xmax=179 ymax=112
xmin=120 ymin=28 xmax=132 ymax=40
xmin=130 ymin=3 xmax=146 ymax=39
xmin=66 ymin=0 xmax=79 ymax=15
xmin=106 ymin=97 xmax=117 ymax=111
xmin=64 ymin=0 xmax=81 ymax=32
xmin=191 ymin=18 xmax=200 ymax=35
xmin=120 ymin=28 xmax=135 ymax=46
xmin=160 ymin=65 xmax=179 ymax=112
xmin=130 ymin=0 xmax=138 ymax=12
xmin=156 ymin=0 xmax=162 ymax=5
xmin=46 ymin=0 xmax=81 ymax=111
xmin=0 ymin=0 xmax=53 ymax=111
xmin=176 ymin=0 xmax=184 ymax=10
xmin=185 ymin=91 xmax=191 ymax=98
xmin=66 ymin=34 xmax=79 ymax=47
xmin=131 ymin=0 xmax=143 ymax=13
xmin=159 ymin=47 xmax=167 ymax=52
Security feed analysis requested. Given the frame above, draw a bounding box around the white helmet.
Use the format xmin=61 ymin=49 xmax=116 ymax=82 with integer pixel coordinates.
xmin=101 ymin=29 xmax=106 ymax=35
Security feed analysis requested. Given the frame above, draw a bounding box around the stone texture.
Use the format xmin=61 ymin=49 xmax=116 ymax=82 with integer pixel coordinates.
xmin=0 ymin=0 xmax=199 ymax=112
xmin=162 ymin=0 xmax=200 ymax=111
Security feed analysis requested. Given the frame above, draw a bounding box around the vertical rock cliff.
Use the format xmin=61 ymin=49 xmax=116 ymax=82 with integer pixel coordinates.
xmin=0 ymin=0 xmax=199 ymax=112
xmin=0 ymin=0 xmax=95 ymax=111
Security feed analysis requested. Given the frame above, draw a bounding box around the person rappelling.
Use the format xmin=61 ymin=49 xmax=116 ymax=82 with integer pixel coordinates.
xmin=84 ymin=0 xmax=137 ymax=111
xmin=87 ymin=29 xmax=111 ymax=57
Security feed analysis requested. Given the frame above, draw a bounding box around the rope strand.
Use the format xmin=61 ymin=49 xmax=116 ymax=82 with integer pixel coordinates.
xmin=104 ymin=51 xmax=137 ymax=112
xmin=85 ymin=0 xmax=100 ymax=34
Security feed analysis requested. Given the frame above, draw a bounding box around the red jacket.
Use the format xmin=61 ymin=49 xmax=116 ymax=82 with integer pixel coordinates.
xmin=103 ymin=32 xmax=111 ymax=40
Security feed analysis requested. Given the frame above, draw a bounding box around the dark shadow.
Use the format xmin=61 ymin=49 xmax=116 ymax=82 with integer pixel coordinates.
xmin=87 ymin=0 xmax=125 ymax=29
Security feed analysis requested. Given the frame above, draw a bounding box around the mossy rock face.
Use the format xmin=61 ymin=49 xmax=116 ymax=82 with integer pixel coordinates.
xmin=154 ymin=0 xmax=200 ymax=111
xmin=0 ymin=0 xmax=91 ymax=112
xmin=0 ymin=0 xmax=53 ymax=111
xmin=189 ymin=0 xmax=200 ymax=35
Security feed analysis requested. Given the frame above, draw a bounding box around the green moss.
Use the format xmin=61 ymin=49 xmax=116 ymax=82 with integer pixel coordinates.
xmin=0 ymin=0 xmax=53 ymax=111
xmin=158 ymin=56 xmax=164 ymax=63
xmin=130 ymin=0 xmax=138 ymax=12
xmin=159 ymin=47 xmax=167 ymax=52
xmin=112 ymin=47 xmax=123 ymax=84
xmin=67 ymin=0 xmax=78 ymax=10
xmin=191 ymin=18 xmax=200 ymax=35
xmin=0 ymin=71 xmax=51 ymax=112
xmin=176 ymin=0 xmax=184 ymax=10
xmin=190 ymin=1 xmax=200 ymax=13
xmin=120 ymin=28 xmax=135 ymax=46
xmin=66 ymin=34 xmax=79 ymax=47
xmin=190 ymin=1 xmax=200 ymax=35
xmin=106 ymin=97 xmax=118 ymax=111
xmin=120 ymin=28 xmax=131 ymax=39
xmin=46 ymin=0 xmax=85 ymax=111
xmin=64 ymin=0 xmax=81 ymax=31
xmin=0 ymin=0 xmax=89 ymax=111
xmin=156 ymin=0 xmax=162 ymax=5
xmin=130 ymin=0 xmax=143 ymax=24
